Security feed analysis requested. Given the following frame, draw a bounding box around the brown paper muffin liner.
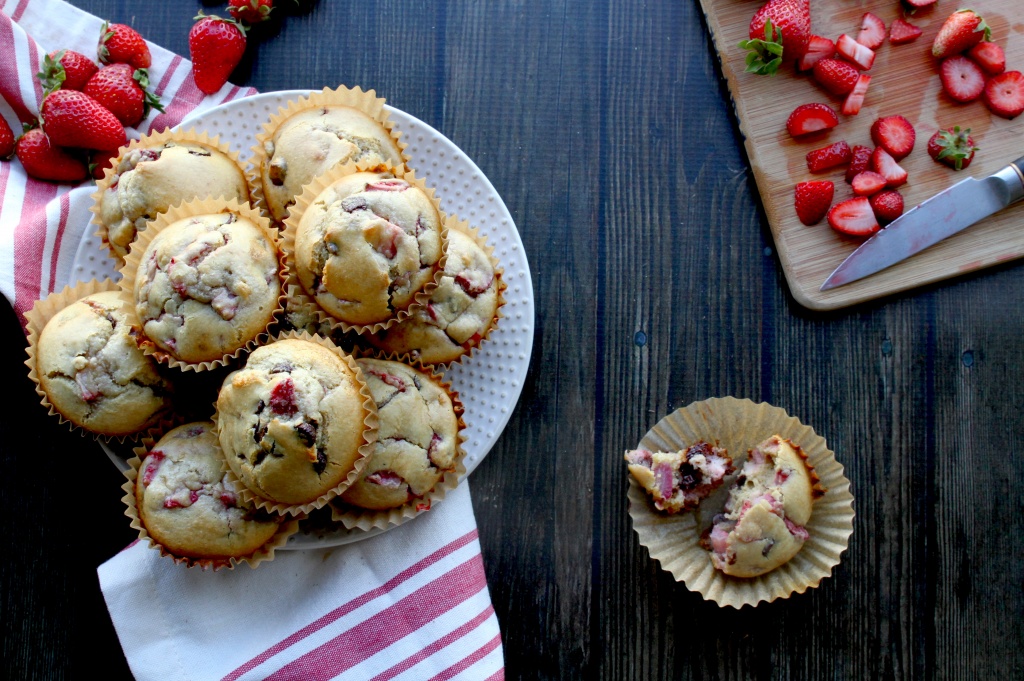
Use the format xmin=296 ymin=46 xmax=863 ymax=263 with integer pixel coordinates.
xmin=329 ymin=351 xmax=468 ymax=531
xmin=214 ymin=331 xmax=380 ymax=517
xmin=122 ymin=436 xmax=300 ymax=570
xmin=89 ymin=127 xmax=249 ymax=266
xmin=280 ymin=161 xmax=449 ymax=337
xmin=117 ymin=196 xmax=286 ymax=372
xmin=626 ymin=397 xmax=855 ymax=608
xmin=358 ymin=216 xmax=506 ymax=369
xmin=248 ymin=85 xmax=411 ymax=224
xmin=24 ymin=279 xmax=178 ymax=443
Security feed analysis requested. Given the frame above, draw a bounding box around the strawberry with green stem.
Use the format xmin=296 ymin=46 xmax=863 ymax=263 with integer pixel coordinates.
xmin=83 ymin=63 xmax=165 ymax=128
xmin=189 ymin=13 xmax=248 ymax=95
xmin=98 ymin=21 xmax=151 ymax=69
xmin=739 ymin=0 xmax=811 ymax=75
xmin=15 ymin=126 xmax=88 ymax=183
xmin=37 ymin=50 xmax=97 ymax=94
xmin=927 ymin=127 xmax=978 ymax=171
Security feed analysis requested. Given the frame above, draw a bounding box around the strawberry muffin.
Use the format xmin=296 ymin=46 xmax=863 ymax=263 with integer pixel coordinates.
xmin=339 ymin=358 xmax=462 ymax=511
xmin=625 ymin=441 xmax=734 ymax=513
xmin=702 ymin=435 xmax=825 ymax=578
xmin=215 ymin=337 xmax=373 ymax=511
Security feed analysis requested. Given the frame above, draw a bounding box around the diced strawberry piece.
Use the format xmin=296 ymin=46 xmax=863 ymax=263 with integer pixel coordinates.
xmin=841 ymin=74 xmax=871 ymax=115
xmin=812 ymin=58 xmax=860 ymax=95
xmin=836 ymin=34 xmax=876 ymax=70
xmin=870 ymin=190 xmax=904 ymax=225
xmin=904 ymin=0 xmax=936 ymax=7
xmin=806 ymin=140 xmax=851 ymax=173
xmin=365 ymin=179 xmax=409 ymax=192
xmin=871 ymin=147 xmax=908 ymax=187
xmin=870 ymin=115 xmax=915 ymax=160
xmin=366 ymin=367 xmax=408 ymax=391
xmin=856 ymin=13 xmax=886 ymax=50
xmin=851 ymin=171 xmax=887 ymax=196
xmin=785 ymin=102 xmax=839 ymax=137
xmin=940 ymin=55 xmax=986 ymax=103
xmin=455 ymin=270 xmax=494 ymax=296
xmin=889 ymin=18 xmax=923 ymax=46
xmin=366 ymin=470 xmax=404 ymax=488
xmin=827 ymin=196 xmax=880 ymax=237
xmin=983 ymin=71 xmax=1024 ymax=119
xmin=269 ymin=377 xmax=299 ymax=417
xmin=141 ymin=451 xmax=165 ymax=486
xmin=797 ymin=35 xmax=835 ymax=71
xmin=793 ymin=180 xmax=834 ymax=225
xmin=967 ymin=41 xmax=1005 ymax=76
xmin=845 ymin=145 xmax=872 ymax=183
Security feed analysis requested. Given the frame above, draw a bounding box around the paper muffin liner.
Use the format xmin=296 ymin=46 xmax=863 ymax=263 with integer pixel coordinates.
xmin=117 ymin=196 xmax=287 ymax=372
xmin=89 ymin=127 xmax=250 ymax=266
xmin=280 ymin=161 xmax=449 ymax=337
xmin=122 ymin=434 xmax=300 ymax=570
xmin=329 ymin=351 xmax=468 ymax=531
xmin=214 ymin=330 xmax=380 ymax=518
xmin=248 ymin=85 xmax=411 ymax=224
xmin=24 ymin=279 xmax=178 ymax=443
xmin=358 ymin=216 xmax=506 ymax=369
xmin=626 ymin=397 xmax=855 ymax=608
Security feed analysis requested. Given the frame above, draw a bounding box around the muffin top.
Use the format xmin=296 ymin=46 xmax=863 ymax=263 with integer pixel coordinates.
xmin=132 ymin=210 xmax=280 ymax=364
xmin=293 ymin=171 xmax=444 ymax=326
xmin=216 ymin=338 xmax=371 ymax=507
xmin=366 ymin=228 xmax=499 ymax=364
xmin=98 ymin=141 xmax=249 ymax=262
xmin=135 ymin=422 xmax=284 ymax=561
xmin=340 ymin=358 xmax=460 ymax=511
xmin=261 ymin=106 xmax=404 ymax=222
xmin=36 ymin=290 xmax=172 ymax=436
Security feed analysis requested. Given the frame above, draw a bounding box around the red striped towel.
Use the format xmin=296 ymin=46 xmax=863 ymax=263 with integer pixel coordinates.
xmin=3 ymin=2 xmax=504 ymax=678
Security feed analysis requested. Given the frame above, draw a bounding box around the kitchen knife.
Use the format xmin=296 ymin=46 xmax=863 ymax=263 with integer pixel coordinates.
xmin=820 ymin=155 xmax=1024 ymax=291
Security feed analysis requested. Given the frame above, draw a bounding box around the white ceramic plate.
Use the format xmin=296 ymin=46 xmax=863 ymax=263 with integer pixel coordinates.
xmin=75 ymin=90 xmax=534 ymax=548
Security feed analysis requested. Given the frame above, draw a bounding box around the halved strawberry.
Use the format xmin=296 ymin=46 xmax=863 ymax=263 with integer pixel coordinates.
xmin=932 ymin=9 xmax=990 ymax=59
xmin=842 ymin=74 xmax=871 ymax=115
xmin=786 ymin=102 xmax=839 ymax=137
xmin=940 ymin=55 xmax=985 ymax=103
xmin=870 ymin=147 xmax=908 ymax=187
xmin=983 ymin=71 xmax=1024 ymax=119
xmin=845 ymin=144 xmax=872 ymax=183
xmin=889 ymin=19 xmax=922 ymax=46
xmin=927 ymin=126 xmax=978 ymax=171
xmin=812 ymin=58 xmax=860 ymax=95
xmin=836 ymin=34 xmax=875 ymax=70
xmin=870 ymin=190 xmax=904 ymax=225
xmin=967 ymin=42 xmax=1005 ymax=76
xmin=870 ymin=115 xmax=915 ymax=160
xmin=794 ymin=180 xmax=834 ymax=225
xmin=806 ymin=140 xmax=852 ymax=173
xmin=828 ymin=196 xmax=880 ymax=237
xmin=856 ymin=13 xmax=886 ymax=50
xmin=904 ymin=0 xmax=937 ymax=6
xmin=851 ymin=170 xmax=887 ymax=196
xmin=797 ymin=35 xmax=835 ymax=72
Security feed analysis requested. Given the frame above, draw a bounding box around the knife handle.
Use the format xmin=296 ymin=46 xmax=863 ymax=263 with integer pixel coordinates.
xmin=998 ymin=158 xmax=1024 ymax=205
xmin=1011 ymin=156 xmax=1024 ymax=190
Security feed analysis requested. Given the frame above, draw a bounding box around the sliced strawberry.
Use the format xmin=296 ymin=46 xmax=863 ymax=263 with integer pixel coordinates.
xmin=812 ymin=58 xmax=860 ymax=95
xmin=845 ymin=144 xmax=872 ymax=183
xmin=940 ymin=55 xmax=985 ymax=103
xmin=870 ymin=115 xmax=915 ymax=160
xmin=932 ymin=9 xmax=990 ymax=59
xmin=806 ymin=140 xmax=852 ymax=173
xmin=856 ymin=13 xmax=886 ymax=50
xmin=785 ymin=102 xmax=839 ymax=137
xmin=828 ymin=197 xmax=880 ymax=237
xmin=927 ymin=126 xmax=978 ymax=171
xmin=967 ymin=42 xmax=1005 ymax=76
xmin=841 ymin=74 xmax=871 ymax=116
xmin=889 ymin=19 xmax=923 ymax=46
xmin=983 ymin=71 xmax=1024 ymax=119
xmin=904 ymin=0 xmax=937 ymax=6
xmin=836 ymin=34 xmax=875 ymax=70
xmin=870 ymin=147 xmax=908 ymax=187
xmin=851 ymin=170 xmax=887 ymax=196
xmin=870 ymin=190 xmax=904 ymax=225
xmin=797 ymin=35 xmax=835 ymax=71
xmin=793 ymin=180 xmax=834 ymax=225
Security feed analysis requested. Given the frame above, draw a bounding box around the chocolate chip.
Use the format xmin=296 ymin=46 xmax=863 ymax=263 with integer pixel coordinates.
xmin=295 ymin=421 xmax=317 ymax=447
xmin=313 ymin=447 xmax=328 ymax=475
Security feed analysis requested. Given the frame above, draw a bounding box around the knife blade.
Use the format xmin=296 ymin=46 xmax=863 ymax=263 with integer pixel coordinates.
xmin=820 ymin=155 xmax=1024 ymax=291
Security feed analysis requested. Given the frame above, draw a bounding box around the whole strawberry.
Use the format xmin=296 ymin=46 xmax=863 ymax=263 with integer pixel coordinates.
xmin=927 ymin=126 xmax=978 ymax=171
xmin=932 ymin=9 xmax=990 ymax=59
xmin=15 ymin=127 xmax=88 ymax=183
xmin=98 ymin=21 xmax=152 ymax=69
xmin=0 ymin=116 xmax=15 ymax=159
xmin=189 ymin=14 xmax=247 ymax=95
xmin=228 ymin=0 xmax=274 ymax=24
xmin=739 ymin=0 xmax=811 ymax=75
xmin=83 ymin=63 xmax=164 ymax=128
xmin=41 ymin=89 xmax=127 ymax=151
xmin=37 ymin=49 xmax=98 ymax=94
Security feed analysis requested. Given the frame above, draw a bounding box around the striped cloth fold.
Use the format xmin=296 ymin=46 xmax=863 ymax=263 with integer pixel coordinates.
xmin=3 ymin=2 xmax=504 ymax=679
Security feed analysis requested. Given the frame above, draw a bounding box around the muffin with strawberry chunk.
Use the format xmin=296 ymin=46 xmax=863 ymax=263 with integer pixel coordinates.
xmin=625 ymin=441 xmax=734 ymax=513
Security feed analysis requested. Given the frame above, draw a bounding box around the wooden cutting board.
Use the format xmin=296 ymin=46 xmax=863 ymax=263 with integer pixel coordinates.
xmin=698 ymin=0 xmax=1024 ymax=309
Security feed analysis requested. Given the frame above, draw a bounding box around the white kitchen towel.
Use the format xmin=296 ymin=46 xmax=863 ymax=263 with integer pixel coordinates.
xmin=2 ymin=2 xmax=504 ymax=679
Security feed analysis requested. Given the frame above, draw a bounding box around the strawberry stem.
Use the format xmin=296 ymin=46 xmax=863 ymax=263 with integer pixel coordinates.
xmin=739 ymin=19 xmax=785 ymax=76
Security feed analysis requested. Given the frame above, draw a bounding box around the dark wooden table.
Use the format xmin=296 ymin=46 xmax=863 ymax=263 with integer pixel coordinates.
xmin=4 ymin=1 xmax=1024 ymax=678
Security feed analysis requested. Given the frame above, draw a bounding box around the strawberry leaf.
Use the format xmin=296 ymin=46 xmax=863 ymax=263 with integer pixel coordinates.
xmin=739 ymin=19 xmax=785 ymax=76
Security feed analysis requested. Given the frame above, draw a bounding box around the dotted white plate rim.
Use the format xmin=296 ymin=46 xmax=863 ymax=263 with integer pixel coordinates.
xmin=80 ymin=90 xmax=535 ymax=549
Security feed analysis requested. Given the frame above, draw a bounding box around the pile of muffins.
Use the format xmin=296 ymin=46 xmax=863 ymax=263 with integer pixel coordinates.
xmin=24 ymin=85 xmax=505 ymax=569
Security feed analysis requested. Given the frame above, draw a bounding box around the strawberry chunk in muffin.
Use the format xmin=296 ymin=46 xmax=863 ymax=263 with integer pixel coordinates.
xmin=625 ymin=441 xmax=734 ymax=513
